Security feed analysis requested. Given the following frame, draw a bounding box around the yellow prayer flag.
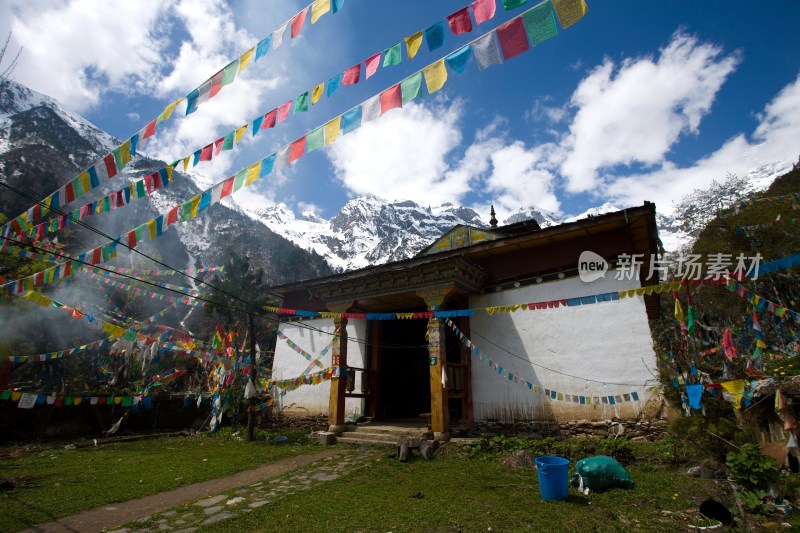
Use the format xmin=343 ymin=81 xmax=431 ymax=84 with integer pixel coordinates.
xmin=235 ymin=125 xmax=248 ymax=143
xmin=239 ymin=48 xmax=255 ymax=73
xmin=311 ymin=83 xmax=324 ymax=105
xmin=324 ymin=116 xmax=341 ymax=145
xmin=245 ymin=161 xmax=262 ymax=185
xmin=405 ymin=31 xmax=423 ymax=60
xmin=165 ymin=165 xmax=173 ymax=182
xmin=311 ymin=0 xmax=330 ymax=23
xmin=147 ymin=219 xmax=157 ymax=240
xmin=551 ymin=0 xmax=588 ymax=29
xmin=120 ymin=139 xmax=132 ymax=165
xmin=24 ymin=290 xmax=52 ymax=307
xmin=159 ymin=98 xmax=182 ymax=123
xmin=182 ymin=156 xmax=190 ymax=172
xmin=674 ymin=299 xmax=685 ymax=324
xmin=721 ymin=379 xmax=745 ymax=409
xmin=422 ymin=59 xmax=448 ymax=94
xmin=79 ymin=171 xmax=91 ymax=192
xmin=190 ymin=195 xmax=202 ymax=218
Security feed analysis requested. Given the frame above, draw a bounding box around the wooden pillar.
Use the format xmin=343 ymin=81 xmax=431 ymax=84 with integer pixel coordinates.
xmin=418 ymin=286 xmax=454 ymax=440
xmin=327 ymin=302 xmax=351 ymax=433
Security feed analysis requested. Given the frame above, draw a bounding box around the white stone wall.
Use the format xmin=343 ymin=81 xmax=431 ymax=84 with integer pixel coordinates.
xmin=468 ymin=275 xmax=659 ymax=422
xmin=271 ymin=318 xmax=367 ymax=417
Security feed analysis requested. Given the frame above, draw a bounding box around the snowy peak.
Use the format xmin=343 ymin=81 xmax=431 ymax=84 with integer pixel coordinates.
xmin=563 ymin=202 xmax=622 ymax=223
xmin=503 ymin=206 xmax=561 ymax=227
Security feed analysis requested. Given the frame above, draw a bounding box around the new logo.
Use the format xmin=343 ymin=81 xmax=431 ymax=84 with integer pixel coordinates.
xmin=578 ymin=251 xmax=608 ymax=283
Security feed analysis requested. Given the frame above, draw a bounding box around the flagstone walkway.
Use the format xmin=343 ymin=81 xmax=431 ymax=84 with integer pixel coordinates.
xmin=19 ymin=446 xmax=383 ymax=533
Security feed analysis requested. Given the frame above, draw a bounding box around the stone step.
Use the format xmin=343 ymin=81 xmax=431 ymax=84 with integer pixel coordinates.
xmin=348 ymin=425 xmax=432 ymax=439
xmin=339 ymin=431 xmax=397 ymax=443
xmin=335 ymin=436 xmax=396 ymax=447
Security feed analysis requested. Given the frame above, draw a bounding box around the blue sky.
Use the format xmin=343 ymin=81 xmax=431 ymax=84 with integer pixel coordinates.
xmin=2 ymin=0 xmax=800 ymax=222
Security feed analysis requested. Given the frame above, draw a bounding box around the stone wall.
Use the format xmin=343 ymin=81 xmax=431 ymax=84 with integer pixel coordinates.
xmin=258 ymin=413 xmax=329 ymax=432
xmin=474 ymin=417 xmax=668 ymax=441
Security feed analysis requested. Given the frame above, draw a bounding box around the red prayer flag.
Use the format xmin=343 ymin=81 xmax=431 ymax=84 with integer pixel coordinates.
xmin=104 ymin=154 xmax=117 ymax=178
xmin=291 ymin=7 xmax=309 ymax=38
xmin=220 ymin=176 xmax=235 ymax=199
xmin=365 ymin=53 xmax=381 ymax=79
xmin=262 ymin=109 xmax=277 ymax=129
xmin=144 ymin=174 xmax=154 ymax=194
xmin=116 ymin=190 xmax=124 ymax=207
xmin=496 ymin=16 xmax=530 ymax=60
xmin=289 ymin=136 xmax=306 ymax=163
xmin=380 ymin=83 xmax=402 ymax=114
xmin=127 ymin=229 xmax=137 ymax=248
xmin=277 ymin=101 xmax=292 ymax=122
xmin=91 ymin=247 xmax=102 ymax=265
xmin=65 ymin=181 xmax=75 ymax=203
xmin=143 ymin=119 xmax=157 ymax=139
xmin=167 ymin=206 xmax=179 ymax=225
xmin=447 ymin=7 xmax=473 ymax=35
xmin=209 ymin=69 xmax=224 ymax=98
xmin=152 ymin=171 xmax=162 ymax=190
xmin=199 ymin=143 xmax=213 ymax=161
xmin=471 ymin=0 xmax=496 ymax=25
xmin=342 ymin=63 xmax=360 ymax=85
xmin=214 ymin=137 xmax=225 ymax=155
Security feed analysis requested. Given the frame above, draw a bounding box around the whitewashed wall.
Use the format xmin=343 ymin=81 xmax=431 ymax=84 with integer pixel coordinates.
xmin=468 ymin=275 xmax=659 ymax=422
xmin=272 ymin=318 xmax=367 ymax=417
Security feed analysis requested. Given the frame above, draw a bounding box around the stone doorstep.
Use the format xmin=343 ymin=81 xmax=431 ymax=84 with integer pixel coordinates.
xmin=334 ymin=436 xmax=396 ymax=447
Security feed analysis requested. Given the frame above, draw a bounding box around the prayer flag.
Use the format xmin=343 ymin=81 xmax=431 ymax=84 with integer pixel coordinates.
xmin=424 ymin=21 xmax=445 ymax=51
xmin=401 ymin=72 xmax=422 ymax=104
xmin=405 ymin=31 xmax=423 ymax=60
xmin=222 ymin=59 xmax=239 ymax=85
xmin=238 ymin=47 xmax=255 ymax=73
xmin=273 ymin=22 xmax=288 ymax=49
xmin=233 ymin=170 xmax=246 ymax=193
xmin=327 ymin=73 xmax=342 ymax=95
xmin=222 ymin=131 xmax=235 ymax=150
xmin=210 ymin=69 xmax=224 ymax=98
xmin=470 ymin=31 xmax=503 ymax=70
xmin=158 ymin=98 xmax=181 ymax=123
xmin=496 ymin=16 xmax=530 ymax=60
xmin=522 ymin=1 xmax=558 ymax=46
xmin=167 ymin=206 xmax=179 ymax=225
xmin=444 ymin=45 xmax=472 ymax=74
xmin=383 ymin=43 xmax=402 ymax=66
xmin=311 ymin=0 xmax=330 ymax=23
xmin=307 ymin=127 xmax=324 ymax=152
xmin=200 ymin=143 xmax=213 ymax=161
xmin=361 ymin=94 xmax=381 ymax=122
xmin=88 ymin=166 xmax=100 ymax=187
xmin=341 ymin=106 xmax=362 ymax=134
xmin=274 ymin=145 xmax=291 ymax=171
xmin=143 ymin=119 xmax=157 ymax=139
xmin=332 ymin=0 xmax=344 ymax=13
xmin=291 ymin=7 xmax=309 ymax=38
xmin=235 ymin=125 xmax=248 ymax=143
xmin=245 ymin=161 xmax=262 ymax=185
xmin=260 ymin=154 xmax=275 ymax=177
xmin=501 ymin=0 xmax=526 ymax=10
xmin=324 ymin=116 xmax=341 ymax=145
xmin=262 ymin=109 xmax=277 ymax=129
xmin=289 ymin=136 xmax=306 ymax=163
xmin=103 ymin=154 xmax=117 ymax=178
xmin=311 ymin=83 xmax=324 ymax=104
xmin=220 ymin=177 xmax=235 ymax=199
xmin=447 ymin=7 xmax=473 ymax=35
xmin=278 ymin=100 xmax=292 ymax=122
xmin=551 ymin=0 xmax=588 ymax=29
xmin=472 ymin=0 xmax=496 ymax=25
xmin=255 ymin=36 xmax=272 ymax=60
xmin=342 ymin=63 xmax=360 ymax=84
xmin=294 ymin=91 xmax=309 ymax=113
xmin=423 ymin=59 xmax=448 ymax=93
xmin=365 ymin=52 xmax=381 ymax=78
xmin=381 ymin=84 xmax=402 ymax=114
xmin=252 ymin=115 xmax=264 ymax=134
xmin=79 ymin=171 xmax=91 ymax=193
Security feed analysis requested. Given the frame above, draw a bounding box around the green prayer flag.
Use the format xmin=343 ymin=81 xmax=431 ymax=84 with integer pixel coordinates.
xmin=222 ymin=60 xmax=239 ymax=86
xmin=123 ymin=330 xmax=137 ymax=341
xmin=687 ymin=305 xmax=697 ymax=334
xmin=294 ymin=91 xmax=309 ymax=113
xmin=121 ymin=396 xmax=133 ymax=407
xmin=112 ymin=147 xmax=124 ymax=170
xmin=180 ymin=201 xmax=193 ymax=221
xmin=383 ymin=42 xmax=402 ymax=66
xmin=306 ymin=127 xmax=324 ymax=153
xmin=0 ymin=390 xmax=11 ymax=400
xmin=233 ymin=169 xmax=247 ymax=192
xmin=400 ymin=72 xmax=423 ymax=104
xmin=102 ymin=196 xmax=111 ymax=212
xmin=222 ymin=132 xmax=235 ymax=151
xmin=136 ymin=180 xmax=146 ymax=198
xmin=522 ymin=1 xmax=558 ymax=46
xmin=502 ymin=0 xmax=527 ymax=10
xmin=72 ymin=177 xmax=85 ymax=198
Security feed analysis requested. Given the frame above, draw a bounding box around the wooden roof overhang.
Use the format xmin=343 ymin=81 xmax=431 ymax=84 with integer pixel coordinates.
xmin=271 ymin=202 xmax=661 ymax=317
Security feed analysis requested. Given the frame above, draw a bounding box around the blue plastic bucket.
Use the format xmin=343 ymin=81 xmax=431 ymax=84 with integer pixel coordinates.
xmin=535 ymin=456 xmax=569 ymax=501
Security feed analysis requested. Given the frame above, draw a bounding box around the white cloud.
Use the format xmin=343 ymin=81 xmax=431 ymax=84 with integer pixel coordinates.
xmin=559 ymin=31 xmax=740 ymax=193
xmin=603 ymin=72 xmax=800 ymax=213
xmin=127 ymin=112 xmax=140 ymax=122
xmin=486 ymin=142 xmax=560 ymax=214
xmin=327 ymin=101 xmax=468 ymax=205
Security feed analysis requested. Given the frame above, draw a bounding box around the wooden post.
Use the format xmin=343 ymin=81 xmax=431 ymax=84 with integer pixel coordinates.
xmin=427 ymin=317 xmax=449 ymax=439
xmin=246 ymin=314 xmax=257 ymax=442
xmin=328 ymin=314 xmax=349 ymax=432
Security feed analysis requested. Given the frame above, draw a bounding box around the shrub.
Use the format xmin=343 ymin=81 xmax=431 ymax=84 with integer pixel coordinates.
xmin=726 ymin=443 xmax=780 ymax=489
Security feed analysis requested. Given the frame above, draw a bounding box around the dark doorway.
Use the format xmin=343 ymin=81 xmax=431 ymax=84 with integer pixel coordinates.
xmin=378 ymin=318 xmax=430 ymax=419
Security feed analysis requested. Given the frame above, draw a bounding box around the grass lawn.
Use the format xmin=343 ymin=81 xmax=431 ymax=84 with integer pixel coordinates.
xmin=201 ymin=445 xmax=735 ymax=533
xmin=0 ymin=430 xmax=318 ymax=532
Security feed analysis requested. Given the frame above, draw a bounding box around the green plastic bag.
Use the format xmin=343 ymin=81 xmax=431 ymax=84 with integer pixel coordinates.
xmin=572 ymin=455 xmax=635 ymax=494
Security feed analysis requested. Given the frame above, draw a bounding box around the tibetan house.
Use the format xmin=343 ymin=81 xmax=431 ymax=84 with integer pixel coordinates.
xmin=268 ymin=202 xmax=661 ymax=438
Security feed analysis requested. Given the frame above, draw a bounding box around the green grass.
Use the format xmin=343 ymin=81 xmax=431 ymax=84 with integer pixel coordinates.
xmin=0 ymin=430 xmax=319 ymax=532
xmin=201 ymin=447 xmax=733 ymax=533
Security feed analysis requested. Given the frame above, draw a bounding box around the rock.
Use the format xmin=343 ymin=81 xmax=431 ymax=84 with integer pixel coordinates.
xmin=314 ymin=432 xmax=336 ymax=445
xmin=500 ymin=450 xmax=535 ymax=469
xmin=419 ymin=439 xmax=439 ymax=460
xmin=687 ymin=466 xmax=716 ymax=479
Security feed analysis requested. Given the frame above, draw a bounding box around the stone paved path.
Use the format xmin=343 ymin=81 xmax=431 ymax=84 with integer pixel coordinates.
xmin=19 ymin=447 xmax=381 ymax=533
